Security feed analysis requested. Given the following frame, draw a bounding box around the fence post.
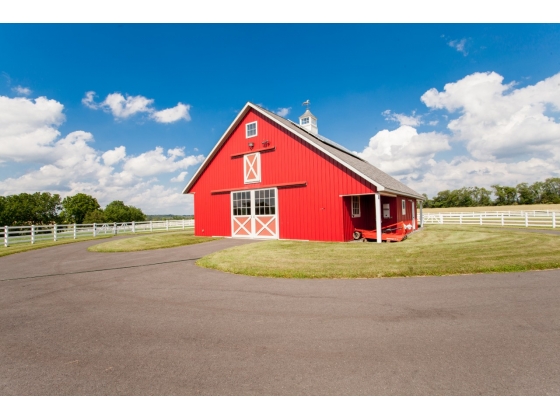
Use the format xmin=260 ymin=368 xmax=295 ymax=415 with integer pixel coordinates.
xmin=479 ymin=215 xmax=482 ymax=225
xmin=93 ymin=223 xmax=97 ymax=238
xmin=132 ymin=221 xmax=136 ymax=233
xmin=31 ymin=225 xmax=35 ymax=244
xmin=182 ymin=219 xmax=185 ymax=230
xmin=166 ymin=220 xmax=169 ymax=231
xmin=150 ymin=221 xmax=153 ymax=232
xmin=459 ymin=214 xmax=462 ymax=225
xmin=440 ymin=214 xmax=443 ymax=224
xmin=501 ymin=214 xmax=504 ymax=226
xmin=553 ymin=212 xmax=556 ymax=229
xmin=113 ymin=222 xmax=117 ymax=235
xmin=53 ymin=224 xmax=57 ymax=242
xmin=525 ymin=213 xmax=529 ymax=227
xmin=4 ymin=226 xmax=8 ymax=247
xmin=73 ymin=223 xmax=77 ymax=240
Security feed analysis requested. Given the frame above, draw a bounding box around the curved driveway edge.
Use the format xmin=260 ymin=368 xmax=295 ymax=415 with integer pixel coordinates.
xmin=1 ymin=238 xmax=560 ymax=395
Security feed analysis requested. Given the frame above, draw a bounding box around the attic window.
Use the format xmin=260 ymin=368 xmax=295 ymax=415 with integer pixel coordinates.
xmin=246 ymin=122 xmax=257 ymax=138
xmin=301 ymin=117 xmax=310 ymax=125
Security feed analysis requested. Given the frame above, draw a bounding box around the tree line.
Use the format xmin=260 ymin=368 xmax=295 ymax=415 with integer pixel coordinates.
xmin=423 ymin=177 xmax=560 ymax=208
xmin=0 ymin=192 xmax=146 ymax=226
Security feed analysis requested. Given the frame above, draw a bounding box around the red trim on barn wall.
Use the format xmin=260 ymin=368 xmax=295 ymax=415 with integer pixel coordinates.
xmin=230 ymin=146 xmax=275 ymax=158
xmin=189 ymin=109 xmax=377 ymax=241
xmin=211 ymin=181 xmax=307 ymax=194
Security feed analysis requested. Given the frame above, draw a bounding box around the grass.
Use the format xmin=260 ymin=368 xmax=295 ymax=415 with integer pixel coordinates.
xmin=88 ymin=231 xmax=217 ymax=252
xmin=423 ymin=204 xmax=560 ymax=213
xmin=197 ymin=225 xmax=560 ymax=278
xmin=0 ymin=234 xmax=114 ymax=258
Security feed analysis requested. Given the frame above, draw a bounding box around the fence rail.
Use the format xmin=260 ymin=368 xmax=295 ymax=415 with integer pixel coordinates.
xmin=422 ymin=211 xmax=557 ymax=229
xmin=2 ymin=219 xmax=195 ymax=247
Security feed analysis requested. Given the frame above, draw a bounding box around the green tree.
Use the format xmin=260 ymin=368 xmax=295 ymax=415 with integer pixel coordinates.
xmin=541 ymin=177 xmax=560 ymax=204
xmin=516 ymin=183 xmax=536 ymax=205
xmin=492 ymin=185 xmax=517 ymax=206
xmin=61 ymin=193 xmax=101 ymax=224
xmin=103 ymin=201 xmax=146 ymax=223
xmin=83 ymin=209 xmax=107 ymax=224
xmin=1 ymin=192 xmax=61 ymax=225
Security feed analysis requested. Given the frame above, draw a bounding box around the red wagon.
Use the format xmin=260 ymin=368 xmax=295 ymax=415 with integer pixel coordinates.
xmin=353 ymin=221 xmax=412 ymax=243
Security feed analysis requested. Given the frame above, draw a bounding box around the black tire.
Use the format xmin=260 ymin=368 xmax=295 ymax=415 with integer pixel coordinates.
xmin=353 ymin=231 xmax=361 ymax=240
xmin=362 ymin=238 xmax=368 ymax=243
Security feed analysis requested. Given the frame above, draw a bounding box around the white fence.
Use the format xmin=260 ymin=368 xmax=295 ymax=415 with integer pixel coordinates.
xmin=422 ymin=210 xmax=557 ymax=229
xmin=2 ymin=219 xmax=195 ymax=247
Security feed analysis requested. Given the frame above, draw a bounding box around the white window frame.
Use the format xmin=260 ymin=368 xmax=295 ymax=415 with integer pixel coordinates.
xmin=300 ymin=117 xmax=310 ymax=125
xmin=383 ymin=203 xmax=391 ymax=219
xmin=402 ymin=199 xmax=406 ymax=215
xmin=351 ymin=196 xmax=360 ymax=218
xmin=244 ymin=152 xmax=261 ymax=184
xmin=246 ymin=121 xmax=258 ymax=138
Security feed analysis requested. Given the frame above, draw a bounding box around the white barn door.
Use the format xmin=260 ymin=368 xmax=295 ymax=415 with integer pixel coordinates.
xmin=231 ymin=188 xmax=278 ymax=239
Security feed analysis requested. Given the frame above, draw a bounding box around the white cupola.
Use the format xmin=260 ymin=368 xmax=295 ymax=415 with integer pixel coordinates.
xmin=299 ymin=100 xmax=318 ymax=135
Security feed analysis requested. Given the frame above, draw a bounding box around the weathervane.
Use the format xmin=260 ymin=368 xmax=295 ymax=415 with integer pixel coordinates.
xmin=302 ymin=99 xmax=310 ymax=110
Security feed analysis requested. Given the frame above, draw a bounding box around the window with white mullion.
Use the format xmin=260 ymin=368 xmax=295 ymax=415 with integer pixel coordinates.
xmin=351 ymin=196 xmax=360 ymax=218
xmin=246 ymin=121 xmax=257 ymax=138
xmin=402 ymin=199 xmax=406 ymax=215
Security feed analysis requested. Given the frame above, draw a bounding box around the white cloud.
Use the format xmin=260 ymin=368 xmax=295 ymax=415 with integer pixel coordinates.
xmin=12 ymin=85 xmax=32 ymax=96
xmin=101 ymin=92 xmax=154 ymax=119
xmin=359 ymin=125 xmax=450 ymax=177
xmin=0 ymin=95 xmax=65 ymax=162
xmin=382 ymin=109 xmax=422 ymax=127
xmin=276 ymin=107 xmax=291 ymax=117
xmin=82 ymin=91 xmax=98 ymax=109
xmin=83 ymin=91 xmax=192 ymax=124
xmin=171 ymin=171 xmax=188 ymax=182
xmin=448 ymin=38 xmax=468 ymax=56
xmin=123 ymin=147 xmax=204 ymax=177
xmin=421 ymin=71 xmax=560 ymax=160
xmin=0 ymin=94 xmax=203 ymax=214
xmin=359 ymin=71 xmax=560 ymax=198
xmin=151 ymin=102 xmax=191 ymax=123
xmin=102 ymin=146 xmax=126 ymax=166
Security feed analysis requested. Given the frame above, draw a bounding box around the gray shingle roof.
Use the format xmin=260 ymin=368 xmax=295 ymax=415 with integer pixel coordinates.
xmin=254 ymin=104 xmax=423 ymax=199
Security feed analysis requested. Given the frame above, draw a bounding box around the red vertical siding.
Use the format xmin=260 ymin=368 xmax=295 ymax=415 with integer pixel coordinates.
xmin=189 ymin=109 xmax=377 ymax=241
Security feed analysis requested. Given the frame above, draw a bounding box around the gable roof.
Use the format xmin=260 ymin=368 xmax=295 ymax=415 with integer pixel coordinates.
xmin=183 ymin=102 xmax=424 ymax=200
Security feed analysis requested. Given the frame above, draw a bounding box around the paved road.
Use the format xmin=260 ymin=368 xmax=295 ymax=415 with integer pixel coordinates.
xmin=1 ymin=237 xmax=560 ymax=395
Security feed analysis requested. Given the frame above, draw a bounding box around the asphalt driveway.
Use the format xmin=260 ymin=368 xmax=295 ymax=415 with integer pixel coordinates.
xmin=1 ymin=237 xmax=560 ymax=395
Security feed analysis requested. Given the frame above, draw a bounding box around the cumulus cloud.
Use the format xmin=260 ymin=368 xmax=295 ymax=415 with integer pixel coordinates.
xmin=276 ymin=107 xmax=291 ymax=117
xmin=82 ymin=91 xmax=192 ymax=124
xmin=359 ymin=71 xmax=560 ymax=197
xmin=12 ymin=85 xmax=32 ymax=96
xmin=0 ymin=94 xmax=204 ymax=214
xmin=448 ymin=38 xmax=468 ymax=56
xmin=82 ymin=91 xmax=98 ymax=109
xmin=123 ymin=147 xmax=204 ymax=177
xmin=382 ymin=109 xmax=422 ymax=127
xmin=359 ymin=125 xmax=450 ymax=177
xmin=171 ymin=171 xmax=188 ymax=182
xmin=101 ymin=92 xmax=154 ymax=119
xmin=0 ymin=95 xmax=65 ymax=162
xmin=421 ymin=71 xmax=560 ymax=160
xmin=102 ymin=146 xmax=126 ymax=166
xmin=151 ymin=103 xmax=191 ymax=123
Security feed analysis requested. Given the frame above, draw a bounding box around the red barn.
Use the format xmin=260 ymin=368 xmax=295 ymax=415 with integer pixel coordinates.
xmin=183 ymin=102 xmax=424 ymax=243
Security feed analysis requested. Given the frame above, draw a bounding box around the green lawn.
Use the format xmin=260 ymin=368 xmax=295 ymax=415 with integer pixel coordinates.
xmin=197 ymin=225 xmax=560 ymax=278
xmin=0 ymin=234 xmax=114 ymax=258
xmin=88 ymin=231 xmax=217 ymax=252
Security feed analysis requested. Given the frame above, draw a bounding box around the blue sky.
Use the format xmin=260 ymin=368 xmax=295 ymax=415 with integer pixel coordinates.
xmin=1 ymin=24 xmax=560 ymax=214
